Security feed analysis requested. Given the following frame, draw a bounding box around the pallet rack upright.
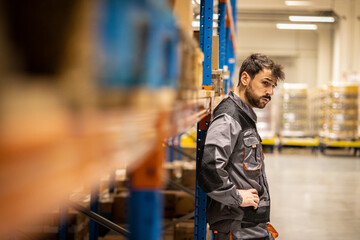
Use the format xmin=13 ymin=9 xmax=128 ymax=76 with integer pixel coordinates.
xmin=194 ymin=0 xmax=237 ymax=239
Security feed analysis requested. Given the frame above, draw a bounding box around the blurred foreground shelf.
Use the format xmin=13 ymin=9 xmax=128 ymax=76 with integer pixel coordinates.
xmin=0 ymin=86 xmax=213 ymax=236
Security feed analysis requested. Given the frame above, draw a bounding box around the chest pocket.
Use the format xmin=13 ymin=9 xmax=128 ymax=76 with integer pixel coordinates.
xmin=242 ymin=130 xmax=262 ymax=171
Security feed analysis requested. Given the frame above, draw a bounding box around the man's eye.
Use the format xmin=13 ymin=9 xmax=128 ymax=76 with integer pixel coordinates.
xmin=263 ymin=81 xmax=270 ymax=86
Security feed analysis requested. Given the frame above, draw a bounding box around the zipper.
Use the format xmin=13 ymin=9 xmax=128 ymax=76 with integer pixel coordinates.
xmin=254 ymin=144 xmax=258 ymax=162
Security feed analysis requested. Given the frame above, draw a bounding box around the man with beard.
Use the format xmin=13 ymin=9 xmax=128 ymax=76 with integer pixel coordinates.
xmin=198 ymin=53 xmax=285 ymax=240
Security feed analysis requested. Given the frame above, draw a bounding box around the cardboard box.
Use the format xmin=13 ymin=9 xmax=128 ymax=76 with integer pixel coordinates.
xmin=164 ymin=161 xmax=183 ymax=190
xmin=112 ymin=192 xmax=129 ymax=224
xmin=17 ymin=211 xmax=89 ymax=240
xmin=212 ymin=35 xmax=219 ymax=70
xmin=174 ymin=191 xmax=195 ymax=217
xmin=171 ymin=0 xmax=193 ymax=37
xmin=174 ymin=220 xmax=194 ymax=240
xmin=181 ymin=163 xmax=196 ymax=190
xmin=99 ymin=193 xmax=114 ymax=236
xmin=163 ymin=190 xmax=177 ymax=219
xmin=99 ymin=235 xmax=127 ymax=240
xmin=163 ymin=219 xmax=175 ymax=240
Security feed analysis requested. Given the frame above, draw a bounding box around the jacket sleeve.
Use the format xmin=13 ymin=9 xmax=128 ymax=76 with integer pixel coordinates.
xmin=198 ymin=113 xmax=243 ymax=208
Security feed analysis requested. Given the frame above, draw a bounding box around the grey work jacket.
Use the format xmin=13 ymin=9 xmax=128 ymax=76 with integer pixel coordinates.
xmin=198 ymin=91 xmax=271 ymax=226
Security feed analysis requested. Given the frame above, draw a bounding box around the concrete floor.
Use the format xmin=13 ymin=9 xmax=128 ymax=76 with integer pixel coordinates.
xmin=265 ymin=151 xmax=360 ymax=240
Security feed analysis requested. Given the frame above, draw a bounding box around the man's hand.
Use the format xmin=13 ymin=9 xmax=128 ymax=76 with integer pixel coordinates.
xmin=238 ymin=189 xmax=259 ymax=209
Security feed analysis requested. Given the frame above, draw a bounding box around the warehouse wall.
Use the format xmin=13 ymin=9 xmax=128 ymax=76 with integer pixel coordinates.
xmin=317 ymin=25 xmax=333 ymax=86
xmin=236 ymin=22 xmax=319 ymax=86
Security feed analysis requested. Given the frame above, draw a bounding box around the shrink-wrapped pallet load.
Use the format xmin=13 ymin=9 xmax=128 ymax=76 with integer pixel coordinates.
xmin=279 ymin=83 xmax=310 ymax=137
xmin=322 ymin=84 xmax=359 ymax=140
xmin=254 ymin=101 xmax=275 ymax=139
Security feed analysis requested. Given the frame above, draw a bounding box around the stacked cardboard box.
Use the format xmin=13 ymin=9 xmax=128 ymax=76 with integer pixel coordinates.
xmin=164 ymin=190 xmax=195 ymax=218
xmin=279 ymin=84 xmax=310 ymax=137
xmin=174 ymin=220 xmax=212 ymax=240
xmin=165 ymin=160 xmax=196 ymax=190
xmin=178 ymin=32 xmax=204 ymax=100
xmin=309 ymin=88 xmax=325 ymax=137
xmin=254 ymin=101 xmax=275 ymax=139
xmin=112 ymin=191 xmax=129 ymax=224
xmin=15 ymin=208 xmax=89 ymax=240
xmin=174 ymin=221 xmax=194 ymax=240
xmin=321 ymin=84 xmax=359 ymax=140
xmin=317 ymin=87 xmax=328 ymax=138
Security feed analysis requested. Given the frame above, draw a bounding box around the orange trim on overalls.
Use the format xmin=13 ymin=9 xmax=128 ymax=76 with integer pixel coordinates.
xmin=243 ymin=144 xmax=262 ymax=171
xmin=267 ymin=223 xmax=279 ymax=238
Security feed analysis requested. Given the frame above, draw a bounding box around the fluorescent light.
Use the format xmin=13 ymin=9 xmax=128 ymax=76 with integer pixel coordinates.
xmin=276 ymin=23 xmax=318 ymax=30
xmin=285 ymin=1 xmax=312 ymax=6
xmin=289 ymin=16 xmax=335 ymax=22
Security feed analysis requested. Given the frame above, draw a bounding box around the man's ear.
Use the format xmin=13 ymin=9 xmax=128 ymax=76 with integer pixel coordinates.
xmin=240 ymin=72 xmax=250 ymax=86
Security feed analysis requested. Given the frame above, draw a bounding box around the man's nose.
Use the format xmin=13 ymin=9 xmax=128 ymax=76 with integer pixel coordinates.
xmin=266 ymin=86 xmax=274 ymax=96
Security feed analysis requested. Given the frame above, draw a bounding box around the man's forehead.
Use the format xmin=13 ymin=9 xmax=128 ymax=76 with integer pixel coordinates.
xmin=259 ymin=69 xmax=277 ymax=84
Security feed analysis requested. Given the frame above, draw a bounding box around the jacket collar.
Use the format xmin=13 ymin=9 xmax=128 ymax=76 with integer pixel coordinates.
xmin=228 ymin=91 xmax=257 ymax=123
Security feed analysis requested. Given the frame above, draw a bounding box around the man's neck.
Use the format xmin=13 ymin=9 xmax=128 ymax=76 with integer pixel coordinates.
xmin=234 ymin=87 xmax=253 ymax=109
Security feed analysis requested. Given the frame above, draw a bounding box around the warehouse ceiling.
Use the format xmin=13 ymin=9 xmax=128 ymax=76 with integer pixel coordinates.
xmin=236 ymin=0 xmax=335 ymax=11
xmin=192 ymin=0 xmax=338 ymax=25
xmin=236 ymin=9 xmax=338 ymax=23
xmin=236 ymin=0 xmax=338 ymax=23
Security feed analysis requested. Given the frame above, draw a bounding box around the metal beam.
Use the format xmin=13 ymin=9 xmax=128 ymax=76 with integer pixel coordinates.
xmin=69 ymin=201 xmax=130 ymax=237
xmin=166 ymin=178 xmax=195 ymax=197
xmin=165 ymin=144 xmax=196 ymax=161
xmin=163 ymin=211 xmax=195 ymax=230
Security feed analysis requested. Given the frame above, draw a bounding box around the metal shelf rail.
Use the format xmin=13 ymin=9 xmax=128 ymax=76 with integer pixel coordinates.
xmin=278 ymin=137 xmax=319 ymax=153
xmin=319 ymin=138 xmax=360 ymax=156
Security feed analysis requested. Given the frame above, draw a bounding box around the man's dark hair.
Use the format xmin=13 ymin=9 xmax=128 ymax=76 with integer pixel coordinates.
xmin=238 ymin=53 xmax=285 ymax=86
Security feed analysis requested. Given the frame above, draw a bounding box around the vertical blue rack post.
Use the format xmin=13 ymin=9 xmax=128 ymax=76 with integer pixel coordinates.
xmin=129 ymin=111 xmax=167 ymax=240
xmin=194 ymin=0 xmax=213 ymax=239
xmin=194 ymin=118 xmax=211 ymax=240
xmin=218 ymin=0 xmax=226 ymax=71
xmin=225 ymin=25 xmax=233 ymax=92
xmin=199 ymin=0 xmax=214 ymax=88
xmin=177 ymin=135 xmax=182 ymax=160
xmin=225 ymin=0 xmax=237 ymax=91
xmin=231 ymin=0 xmax=237 ymax=91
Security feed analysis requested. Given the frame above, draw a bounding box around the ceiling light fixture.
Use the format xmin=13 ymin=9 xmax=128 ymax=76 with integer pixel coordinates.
xmin=276 ymin=23 xmax=318 ymax=30
xmin=289 ymin=16 xmax=335 ymax=22
xmin=285 ymin=1 xmax=312 ymax=6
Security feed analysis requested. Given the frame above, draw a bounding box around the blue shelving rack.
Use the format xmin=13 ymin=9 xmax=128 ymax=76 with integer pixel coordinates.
xmin=195 ymin=0 xmax=237 ymax=239
xmin=0 ymin=0 xmax=237 ymax=238
xmin=194 ymin=0 xmax=213 ymax=239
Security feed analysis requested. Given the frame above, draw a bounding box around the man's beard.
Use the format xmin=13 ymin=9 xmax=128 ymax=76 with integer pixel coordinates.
xmin=245 ymin=82 xmax=271 ymax=109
